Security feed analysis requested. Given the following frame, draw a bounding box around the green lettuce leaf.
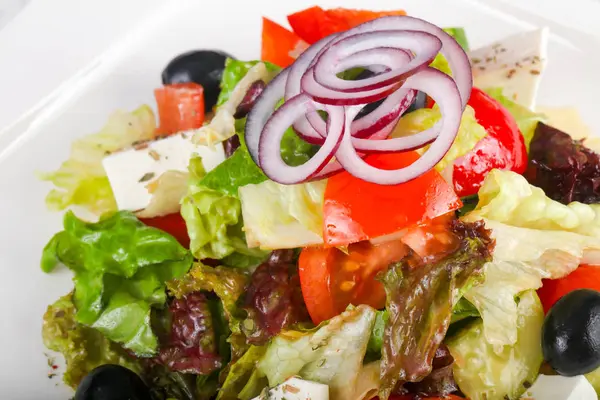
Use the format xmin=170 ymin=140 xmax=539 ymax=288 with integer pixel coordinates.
xmin=462 ymin=170 xmax=600 ymax=346
xmin=218 ymin=345 xmax=268 ymax=400
xmin=182 ymin=155 xmax=268 ymax=267
xmin=485 ymin=88 xmax=546 ymax=150
xmin=39 ymin=105 xmax=156 ymax=215
xmin=379 ymin=220 xmax=494 ymax=398
xmin=394 ymin=105 xmax=487 ymax=172
xmin=256 ymin=305 xmax=377 ymax=399
xmin=444 ymin=27 xmax=470 ymax=51
xmin=239 ymin=179 xmax=326 ymax=250
xmin=42 ymin=294 xmax=143 ymax=388
xmin=447 ymin=290 xmax=544 ymax=400
xmin=41 ymin=211 xmax=193 ymax=356
xmin=217 ymin=59 xmax=280 ymax=107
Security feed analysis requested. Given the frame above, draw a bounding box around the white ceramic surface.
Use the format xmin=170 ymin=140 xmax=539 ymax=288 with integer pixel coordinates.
xmin=1 ymin=0 xmax=599 ymax=398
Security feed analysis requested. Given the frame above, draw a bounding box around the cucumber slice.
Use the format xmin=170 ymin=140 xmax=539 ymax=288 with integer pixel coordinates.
xmin=446 ymin=290 xmax=544 ymax=400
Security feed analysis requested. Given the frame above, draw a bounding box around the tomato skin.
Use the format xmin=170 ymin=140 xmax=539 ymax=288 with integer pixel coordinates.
xmin=387 ymin=396 xmax=464 ymax=400
xmin=299 ymin=240 xmax=409 ymax=324
xmin=452 ymin=87 xmax=527 ymax=197
xmin=537 ymin=264 xmax=600 ymax=314
xmin=261 ymin=17 xmax=308 ymax=68
xmin=139 ymin=213 xmax=190 ymax=248
xmin=323 ymin=152 xmax=462 ymax=247
xmin=154 ymin=82 xmax=205 ymax=135
xmin=287 ymin=6 xmax=406 ymax=44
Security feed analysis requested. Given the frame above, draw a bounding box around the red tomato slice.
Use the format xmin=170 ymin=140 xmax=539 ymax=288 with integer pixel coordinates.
xmin=154 ymin=83 xmax=205 ymax=135
xmin=452 ymin=87 xmax=527 ymax=197
xmin=323 ymin=152 xmax=462 ymax=247
xmin=261 ymin=17 xmax=308 ymax=68
xmin=287 ymin=6 xmax=407 ymax=44
xmin=537 ymin=264 xmax=600 ymax=314
xmin=139 ymin=213 xmax=190 ymax=248
xmin=299 ymin=239 xmax=410 ymax=324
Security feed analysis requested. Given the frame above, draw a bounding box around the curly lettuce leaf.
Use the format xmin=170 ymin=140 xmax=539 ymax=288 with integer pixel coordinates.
xmin=182 ymin=155 xmax=268 ymax=267
xmin=466 ymin=169 xmax=600 ymax=236
xmin=239 ymin=179 xmax=325 ymax=250
xmin=255 ymin=305 xmax=376 ymax=399
xmin=39 ymin=105 xmax=156 ymax=215
xmin=42 ymin=294 xmax=143 ymax=388
xmin=42 ymin=211 xmax=193 ymax=356
xmin=379 ymin=220 xmax=494 ymax=398
xmin=393 ymin=105 xmax=487 ymax=173
xmin=485 ymin=88 xmax=545 ymax=150
xmin=462 ymin=170 xmax=600 ymax=346
xmin=525 ymin=122 xmax=600 ymax=205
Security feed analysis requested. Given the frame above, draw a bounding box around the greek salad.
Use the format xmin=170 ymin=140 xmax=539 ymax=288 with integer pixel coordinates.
xmin=40 ymin=6 xmax=600 ymax=400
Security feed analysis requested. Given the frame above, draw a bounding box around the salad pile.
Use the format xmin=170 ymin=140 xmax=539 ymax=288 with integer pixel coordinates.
xmin=39 ymin=6 xmax=600 ymax=400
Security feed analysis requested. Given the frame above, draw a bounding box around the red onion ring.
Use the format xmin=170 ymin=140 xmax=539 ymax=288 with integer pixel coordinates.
xmin=257 ymin=94 xmax=345 ymax=184
xmin=336 ymin=68 xmax=462 ymax=184
xmin=245 ymin=15 xmax=472 ymax=185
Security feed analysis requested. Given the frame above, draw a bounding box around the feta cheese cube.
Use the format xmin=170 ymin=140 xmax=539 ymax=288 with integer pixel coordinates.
xmin=470 ymin=28 xmax=548 ymax=110
xmin=251 ymin=377 xmax=329 ymax=400
xmin=520 ymin=374 xmax=597 ymax=400
xmin=102 ymin=132 xmax=225 ymax=211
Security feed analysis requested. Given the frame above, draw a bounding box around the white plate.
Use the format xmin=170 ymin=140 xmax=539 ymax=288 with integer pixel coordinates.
xmin=1 ymin=0 xmax=599 ymax=398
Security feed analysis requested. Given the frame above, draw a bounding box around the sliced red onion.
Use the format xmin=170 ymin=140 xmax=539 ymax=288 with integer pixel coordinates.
xmin=311 ymin=30 xmax=441 ymax=94
xmin=245 ymin=69 xmax=289 ymax=164
xmin=315 ymin=15 xmax=472 ymax=108
xmin=245 ymin=15 xmax=471 ymax=186
xmin=335 ymin=68 xmax=462 ymax=184
xmin=258 ymin=94 xmax=345 ymax=184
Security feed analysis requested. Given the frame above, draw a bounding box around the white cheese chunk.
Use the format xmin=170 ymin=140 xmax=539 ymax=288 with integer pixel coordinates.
xmin=251 ymin=377 xmax=329 ymax=400
xmin=470 ymin=28 xmax=548 ymax=110
xmin=102 ymin=132 xmax=225 ymax=211
xmin=520 ymin=375 xmax=597 ymax=400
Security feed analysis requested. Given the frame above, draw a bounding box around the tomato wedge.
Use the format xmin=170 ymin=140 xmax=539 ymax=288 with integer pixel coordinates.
xmin=261 ymin=17 xmax=308 ymax=68
xmin=154 ymin=82 xmax=205 ymax=135
xmin=287 ymin=6 xmax=407 ymax=44
xmin=139 ymin=213 xmax=190 ymax=248
xmin=537 ymin=264 xmax=600 ymax=314
xmin=323 ymin=152 xmax=462 ymax=247
xmin=299 ymin=239 xmax=409 ymax=324
xmin=452 ymin=87 xmax=527 ymax=197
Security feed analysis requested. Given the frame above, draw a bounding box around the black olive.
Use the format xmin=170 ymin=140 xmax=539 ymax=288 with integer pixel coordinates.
xmin=75 ymin=364 xmax=151 ymax=400
xmin=542 ymin=289 xmax=600 ymax=376
xmin=406 ymin=91 xmax=428 ymax=113
xmin=162 ymin=50 xmax=234 ymax=112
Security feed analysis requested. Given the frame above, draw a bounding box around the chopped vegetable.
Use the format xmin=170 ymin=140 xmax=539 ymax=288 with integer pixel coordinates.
xmin=256 ymin=305 xmax=377 ymax=399
xmin=261 ymin=17 xmax=307 ymax=68
xmin=157 ymin=293 xmax=222 ymax=375
xmin=287 ymin=6 xmax=406 ymax=45
xmin=217 ymin=59 xmax=280 ymax=108
xmin=242 ymin=251 xmax=310 ymax=344
xmin=181 ymin=155 xmax=269 ymax=267
xmin=447 ymin=290 xmax=544 ymax=400
xmin=42 ymin=294 xmax=143 ymax=388
xmin=240 ymin=179 xmax=325 ymax=250
xmin=41 ymin=211 xmax=193 ymax=356
xmin=379 ymin=220 xmax=494 ymax=398
xmin=139 ymin=212 xmax=190 ymax=248
xmin=155 ymin=82 xmax=205 ymax=135
xmin=462 ymin=170 xmax=600 ymax=347
xmin=538 ymin=264 xmax=600 ymax=314
xmin=39 ymin=105 xmax=156 ymax=215
xmin=525 ymin=122 xmax=600 ymax=205
xmin=218 ymin=345 xmax=267 ymax=400
xmin=299 ymin=239 xmax=409 ymax=324
xmin=452 ymin=88 xmax=528 ymax=197
xmin=323 ymin=152 xmax=462 ymax=246
xmin=401 ymin=345 xmax=459 ymax=397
